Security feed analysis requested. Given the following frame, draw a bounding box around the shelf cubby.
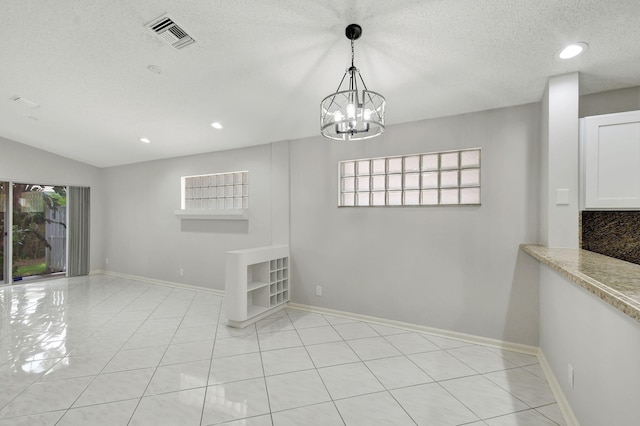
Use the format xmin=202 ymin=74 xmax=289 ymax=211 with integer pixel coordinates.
xmin=225 ymin=245 xmax=290 ymax=328
xmin=247 ymin=285 xmax=270 ymax=318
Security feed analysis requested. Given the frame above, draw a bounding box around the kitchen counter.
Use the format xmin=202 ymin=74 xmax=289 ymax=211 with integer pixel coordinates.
xmin=520 ymin=244 xmax=640 ymax=322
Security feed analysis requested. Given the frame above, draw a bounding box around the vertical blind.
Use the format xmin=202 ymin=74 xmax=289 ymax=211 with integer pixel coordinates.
xmin=68 ymin=186 xmax=90 ymax=276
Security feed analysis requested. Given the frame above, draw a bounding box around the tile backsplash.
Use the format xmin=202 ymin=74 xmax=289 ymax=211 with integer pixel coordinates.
xmin=581 ymin=211 xmax=640 ymax=265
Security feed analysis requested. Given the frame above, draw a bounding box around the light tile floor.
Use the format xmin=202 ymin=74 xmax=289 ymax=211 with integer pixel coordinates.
xmin=0 ymin=275 xmax=567 ymax=425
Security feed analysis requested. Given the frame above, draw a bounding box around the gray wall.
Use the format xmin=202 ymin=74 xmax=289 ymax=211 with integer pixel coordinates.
xmin=101 ymin=143 xmax=287 ymax=290
xmin=0 ymin=136 xmax=104 ymax=272
xmin=289 ymin=103 xmax=541 ymax=345
xmin=539 ymin=266 xmax=640 ymax=426
xmin=580 ymin=86 xmax=640 ymax=118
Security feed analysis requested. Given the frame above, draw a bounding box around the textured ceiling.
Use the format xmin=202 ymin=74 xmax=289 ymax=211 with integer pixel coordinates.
xmin=2 ymin=0 xmax=640 ymax=167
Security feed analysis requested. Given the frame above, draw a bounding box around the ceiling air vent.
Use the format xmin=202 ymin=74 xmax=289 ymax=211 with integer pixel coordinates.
xmin=146 ymin=15 xmax=195 ymax=50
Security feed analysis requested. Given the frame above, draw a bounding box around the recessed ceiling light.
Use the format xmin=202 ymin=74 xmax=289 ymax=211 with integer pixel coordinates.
xmin=139 ymin=137 xmax=151 ymax=143
xmin=210 ymin=122 xmax=223 ymax=129
xmin=10 ymin=96 xmax=40 ymax=109
xmin=558 ymin=42 xmax=588 ymax=59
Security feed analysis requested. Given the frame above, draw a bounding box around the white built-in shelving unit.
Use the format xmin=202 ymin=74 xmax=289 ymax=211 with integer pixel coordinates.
xmin=225 ymin=245 xmax=290 ymax=328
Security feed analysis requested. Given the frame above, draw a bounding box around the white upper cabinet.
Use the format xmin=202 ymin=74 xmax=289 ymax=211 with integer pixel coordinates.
xmin=581 ymin=110 xmax=640 ymax=209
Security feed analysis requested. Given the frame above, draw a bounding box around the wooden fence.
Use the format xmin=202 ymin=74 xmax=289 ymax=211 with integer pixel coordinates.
xmin=45 ymin=207 xmax=66 ymax=273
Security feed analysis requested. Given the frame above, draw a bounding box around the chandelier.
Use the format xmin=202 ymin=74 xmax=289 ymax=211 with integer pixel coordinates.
xmin=321 ymin=24 xmax=386 ymax=141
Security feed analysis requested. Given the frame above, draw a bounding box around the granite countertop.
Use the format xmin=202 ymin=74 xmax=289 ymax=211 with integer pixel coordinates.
xmin=520 ymin=244 xmax=640 ymax=322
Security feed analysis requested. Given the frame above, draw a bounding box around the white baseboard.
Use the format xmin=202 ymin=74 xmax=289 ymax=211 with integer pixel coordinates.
xmin=288 ymin=302 xmax=538 ymax=356
xmin=537 ymin=349 xmax=580 ymax=426
xmin=100 ymin=270 xmax=225 ymax=296
xmin=227 ymin=304 xmax=288 ymax=329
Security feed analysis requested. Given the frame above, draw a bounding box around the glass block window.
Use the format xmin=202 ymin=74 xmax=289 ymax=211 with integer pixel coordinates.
xmin=339 ymin=149 xmax=481 ymax=207
xmin=181 ymin=171 xmax=248 ymax=210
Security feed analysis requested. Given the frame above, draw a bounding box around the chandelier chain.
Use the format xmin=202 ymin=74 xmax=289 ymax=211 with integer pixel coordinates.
xmin=351 ymin=38 xmax=355 ymax=68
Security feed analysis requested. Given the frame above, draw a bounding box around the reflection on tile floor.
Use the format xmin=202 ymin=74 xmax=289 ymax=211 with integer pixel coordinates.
xmin=0 ymin=275 xmax=566 ymax=425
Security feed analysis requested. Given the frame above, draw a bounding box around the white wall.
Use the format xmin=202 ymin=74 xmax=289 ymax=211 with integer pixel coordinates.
xmin=0 ymin=136 xmax=104 ymax=272
xmin=540 ymin=73 xmax=579 ymax=248
xmin=535 ymin=80 xmax=640 ymax=424
xmin=101 ymin=143 xmax=288 ymax=290
xmin=539 ymin=266 xmax=640 ymax=426
xmin=289 ymin=103 xmax=541 ymax=345
xmin=539 ymin=86 xmax=549 ymax=247
xmin=271 ymin=141 xmax=290 ymax=245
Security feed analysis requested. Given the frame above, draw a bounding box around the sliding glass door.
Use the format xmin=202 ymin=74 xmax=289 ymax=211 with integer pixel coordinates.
xmin=11 ymin=184 xmax=67 ymax=282
xmin=1 ymin=182 xmax=5 ymax=282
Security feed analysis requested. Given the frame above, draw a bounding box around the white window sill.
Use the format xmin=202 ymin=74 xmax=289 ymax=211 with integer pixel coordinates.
xmin=174 ymin=209 xmax=248 ymax=220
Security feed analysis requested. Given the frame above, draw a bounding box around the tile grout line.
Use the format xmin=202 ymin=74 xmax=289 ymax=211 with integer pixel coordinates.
xmin=63 ymin=283 xmax=184 ymax=425
xmin=443 ymin=346 xmax=556 ymax=417
xmin=285 ymin=310 xmax=347 ymax=426
xmin=58 ymin=283 xmax=197 ymax=423
xmin=0 ymin=277 xmax=203 ymax=423
xmin=253 ymin=320 xmax=275 ymax=426
xmin=363 ymin=330 xmax=428 ymax=426
xmin=198 ymin=294 xmax=226 ymax=426
xmin=533 ymin=402 xmax=565 ymax=426
xmin=0 ymin=277 xmax=148 ymax=422
xmin=319 ymin=314 xmax=531 ymax=424
xmin=0 ymin=278 xmax=141 ymax=423
xmin=126 ymin=288 xmax=201 ymax=425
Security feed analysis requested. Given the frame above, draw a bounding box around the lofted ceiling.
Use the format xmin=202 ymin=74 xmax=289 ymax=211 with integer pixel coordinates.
xmin=1 ymin=0 xmax=640 ymax=167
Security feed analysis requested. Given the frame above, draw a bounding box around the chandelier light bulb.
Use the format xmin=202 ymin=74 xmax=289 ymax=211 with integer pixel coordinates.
xmin=347 ymin=103 xmax=356 ymax=119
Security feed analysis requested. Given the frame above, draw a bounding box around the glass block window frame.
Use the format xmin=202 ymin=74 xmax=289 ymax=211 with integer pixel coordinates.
xmin=339 ymin=149 xmax=481 ymax=207
xmin=181 ymin=171 xmax=248 ymax=210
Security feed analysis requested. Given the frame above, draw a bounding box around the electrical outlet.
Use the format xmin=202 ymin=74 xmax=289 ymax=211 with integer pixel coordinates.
xmin=179 ymin=268 xmax=184 ymax=277
xmin=568 ymin=364 xmax=574 ymax=389
xmin=315 ymin=286 xmax=322 ymax=296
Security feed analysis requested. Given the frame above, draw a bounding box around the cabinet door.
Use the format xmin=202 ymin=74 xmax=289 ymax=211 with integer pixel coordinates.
xmin=583 ymin=110 xmax=640 ymax=209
